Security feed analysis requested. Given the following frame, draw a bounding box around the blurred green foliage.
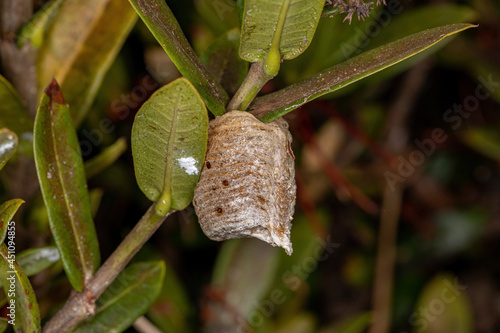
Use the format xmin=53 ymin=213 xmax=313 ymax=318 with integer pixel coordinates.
xmin=1 ymin=0 xmax=499 ymax=332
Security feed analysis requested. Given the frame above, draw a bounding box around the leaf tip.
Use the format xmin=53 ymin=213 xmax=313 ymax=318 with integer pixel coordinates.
xmin=44 ymin=77 xmax=66 ymax=104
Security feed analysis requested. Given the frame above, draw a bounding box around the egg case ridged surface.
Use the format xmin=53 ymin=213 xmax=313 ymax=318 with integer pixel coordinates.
xmin=193 ymin=110 xmax=296 ymax=254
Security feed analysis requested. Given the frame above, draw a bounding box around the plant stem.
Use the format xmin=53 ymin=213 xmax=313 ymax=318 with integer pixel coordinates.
xmin=42 ymin=204 xmax=172 ymax=333
xmin=227 ymin=62 xmax=273 ymax=111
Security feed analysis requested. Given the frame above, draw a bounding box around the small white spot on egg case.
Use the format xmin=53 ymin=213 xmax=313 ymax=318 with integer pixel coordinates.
xmin=177 ymin=157 xmax=198 ymax=175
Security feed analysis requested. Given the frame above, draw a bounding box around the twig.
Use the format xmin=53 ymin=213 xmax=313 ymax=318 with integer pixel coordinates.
xmin=370 ymin=183 xmax=403 ymax=333
xmin=227 ymin=62 xmax=273 ymax=111
xmin=298 ymin=112 xmax=379 ymax=215
xmin=369 ymin=59 xmax=432 ymax=333
xmin=43 ymin=204 xmax=172 ymax=333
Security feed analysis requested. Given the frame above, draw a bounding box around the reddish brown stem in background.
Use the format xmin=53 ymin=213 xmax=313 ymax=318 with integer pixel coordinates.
xmin=314 ymin=101 xmax=399 ymax=167
xmin=298 ymin=112 xmax=379 ymax=215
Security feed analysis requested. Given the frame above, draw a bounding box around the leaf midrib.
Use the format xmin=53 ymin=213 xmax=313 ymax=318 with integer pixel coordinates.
xmin=49 ymin=100 xmax=89 ymax=279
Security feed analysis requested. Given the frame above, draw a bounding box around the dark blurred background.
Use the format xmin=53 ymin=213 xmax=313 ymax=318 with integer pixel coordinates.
xmin=2 ymin=0 xmax=500 ymax=332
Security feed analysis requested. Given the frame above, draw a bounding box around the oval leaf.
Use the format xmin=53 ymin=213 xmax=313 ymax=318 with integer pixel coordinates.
xmin=33 ymin=78 xmax=100 ymax=292
xmin=200 ymin=28 xmax=249 ymax=97
xmin=147 ymin=260 xmax=191 ymax=333
xmin=129 ymin=0 xmax=229 ymax=116
xmin=0 ymin=246 xmax=61 ymax=290
xmin=250 ymin=23 xmax=476 ymax=122
xmin=37 ymin=0 xmax=137 ymax=125
xmin=84 ymin=137 xmax=127 ymax=179
xmin=206 ymin=239 xmax=279 ymax=331
xmin=413 ymin=273 xmax=472 ymax=333
xmin=0 ymin=199 xmax=24 ymax=244
xmin=240 ymin=0 xmax=325 ymax=76
xmin=0 ymin=129 xmax=18 ymax=171
xmin=73 ymin=261 xmax=165 ymax=333
xmin=0 ymin=75 xmax=33 ymax=155
xmin=0 ymin=244 xmax=41 ymax=332
xmin=132 ymin=78 xmax=208 ymax=216
xmin=16 ymin=246 xmax=60 ymax=277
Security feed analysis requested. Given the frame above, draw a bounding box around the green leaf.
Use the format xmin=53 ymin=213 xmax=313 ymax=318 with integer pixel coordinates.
xmin=200 ymin=28 xmax=248 ymax=96
xmin=0 ymin=199 xmax=24 ymax=244
xmin=250 ymin=23 xmax=476 ymax=122
xmin=283 ymin=4 xmax=477 ymax=84
xmin=0 ymin=246 xmax=60 ymax=290
xmin=17 ymin=0 xmax=65 ymax=48
xmin=276 ymin=313 xmax=316 ymax=333
xmin=84 ymin=137 xmax=127 ymax=179
xmin=0 ymin=129 xmax=18 ymax=171
xmin=89 ymin=188 xmax=104 ymax=218
xmin=129 ymin=0 xmax=229 ymax=116
xmin=16 ymin=246 xmax=60 ymax=277
xmin=33 ymin=79 xmax=100 ymax=292
xmin=0 ymin=75 xmax=33 ymax=155
xmin=37 ymin=0 xmax=137 ymax=125
xmin=148 ymin=260 xmax=191 ymax=333
xmin=73 ymin=261 xmax=165 ymax=333
xmin=207 ymin=239 xmax=279 ymax=330
xmin=132 ymin=78 xmax=208 ymax=216
xmin=321 ymin=312 xmax=372 ymax=333
xmin=412 ymin=273 xmax=472 ymax=333
xmin=239 ymin=0 xmax=325 ymax=76
xmin=0 ymin=244 xmax=41 ymax=333
xmin=461 ymin=128 xmax=500 ymax=161
xmin=367 ymin=4 xmax=477 ymax=51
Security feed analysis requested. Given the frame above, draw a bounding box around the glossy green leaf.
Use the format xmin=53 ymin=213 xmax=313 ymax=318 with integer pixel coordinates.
xmin=250 ymin=23 xmax=476 ymax=122
xmin=412 ymin=273 xmax=472 ymax=333
xmin=129 ymin=0 xmax=229 ymax=116
xmin=0 ymin=246 xmax=61 ymax=290
xmin=206 ymin=239 xmax=279 ymax=330
xmin=200 ymin=28 xmax=248 ymax=96
xmin=239 ymin=0 xmax=325 ymax=76
xmin=461 ymin=128 xmax=500 ymax=161
xmin=17 ymin=0 xmax=65 ymax=48
xmin=132 ymin=78 xmax=208 ymax=216
xmin=37 ymin=0 xmax=137 ymax=125
xmin=73 ymin=261 xmax=165 ymax=333
xmin=148 ymin=260 xmax=191 ymax=333
xmin=0 ymin=318 xmax=7 ymax=333
xmin=0 ymin=75 xmax=33 ymax=155
xmin=33 ymin=79 xmax=100 ymax=292
xmin=0 ymin=199 xmax=24 ymax=244
xmin=0 ymin=244 xmax=40 ymax=332
xmin=283 ymin=4 xmax=476 ymax=84
xmin=16 ymin=246 xmax=60 ymax=277
xmin=0 ymin=129 xmax=18 ymax=171
xmin=84 ymin=137 xmax=127 ymax=179
xmin=368 ymin=4 xmax=477 ymax=51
